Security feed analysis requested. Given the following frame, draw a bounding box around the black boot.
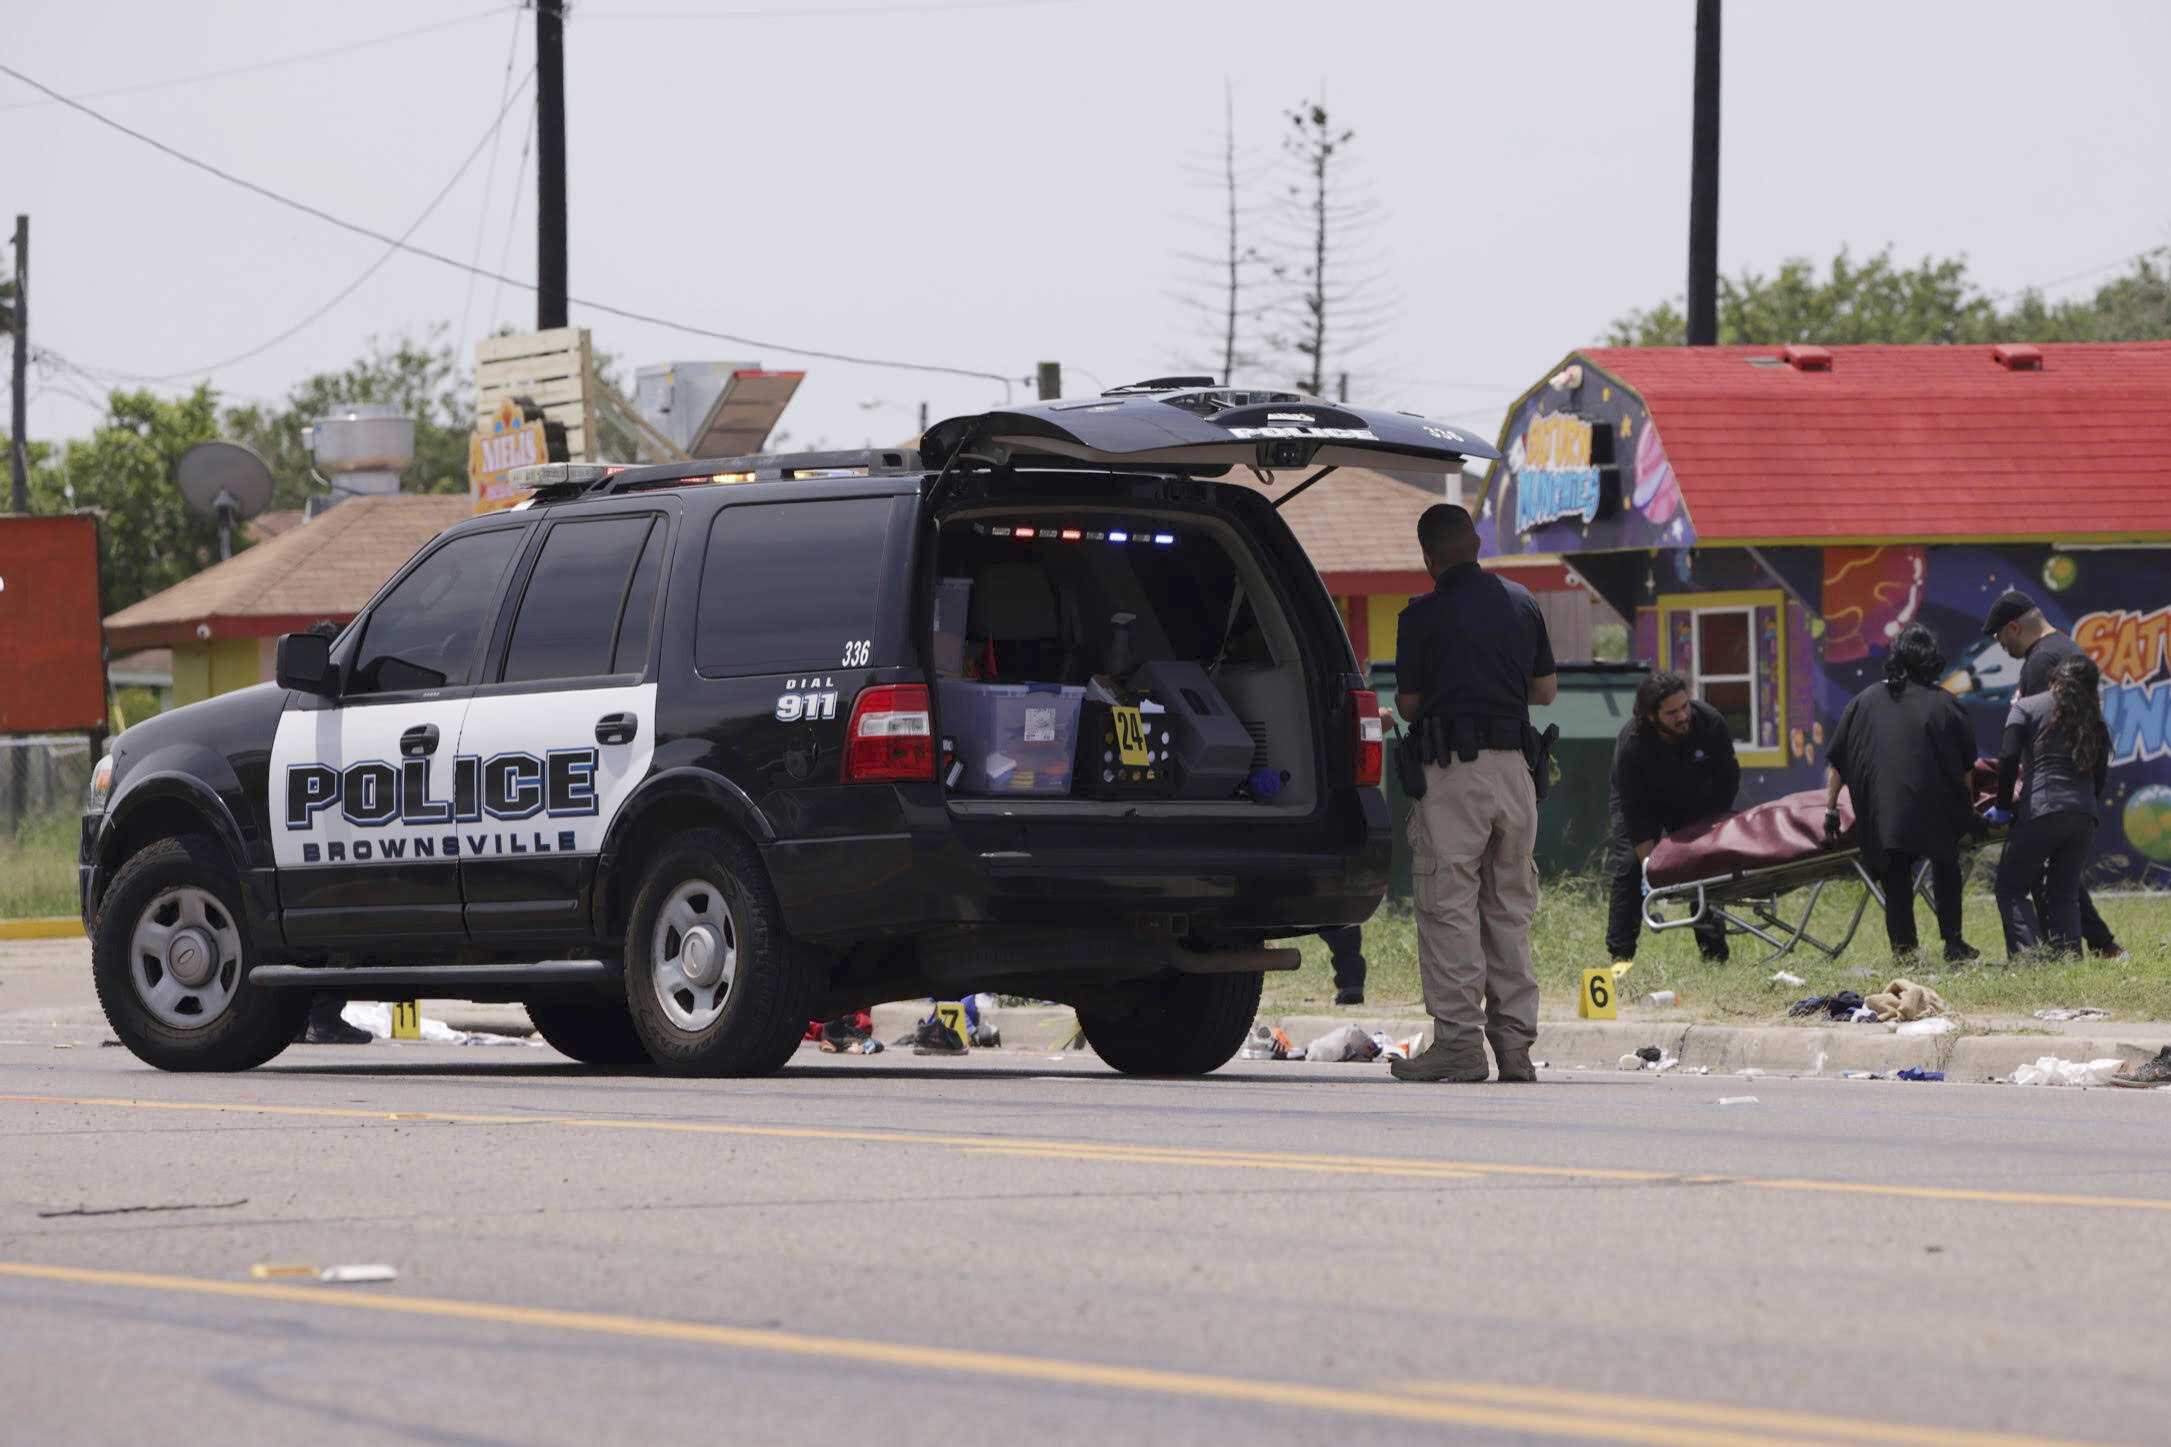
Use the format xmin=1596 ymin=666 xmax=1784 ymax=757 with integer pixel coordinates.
xmin=299 ymin=997 xmax=373 ymax=1045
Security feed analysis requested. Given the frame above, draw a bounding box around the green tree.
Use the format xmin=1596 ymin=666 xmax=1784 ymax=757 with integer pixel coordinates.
xmin=26 ymin=387 xmax=223 ymax=614
xmin=222 ymin=329 xmax=473 ymax=509
xmin=1606 ymin=245 xmax=2171 ymax=347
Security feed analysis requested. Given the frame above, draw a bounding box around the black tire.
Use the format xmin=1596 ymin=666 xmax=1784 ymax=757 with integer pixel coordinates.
xmin=91 ymin=834 xmax=308 ymax=1072
xmin=1077 ymin=970 xmax=1264 ymax=1076
xmin=620 ymin=828 xmax=816 ymax=1076
xmin=526 ymin=1001 xmax=652 ymax=1066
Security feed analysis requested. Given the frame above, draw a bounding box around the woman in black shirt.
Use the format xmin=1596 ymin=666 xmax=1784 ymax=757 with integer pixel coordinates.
xmin=1991 ymin=655 xmax=2112 ymax=956
xmin=1824 ymin=626 xmax=1982 ymax=961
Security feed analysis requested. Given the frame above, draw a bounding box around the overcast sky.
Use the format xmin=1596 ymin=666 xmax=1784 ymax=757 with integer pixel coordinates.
xmin=7 ymin=0 xmax=2170 ymax=461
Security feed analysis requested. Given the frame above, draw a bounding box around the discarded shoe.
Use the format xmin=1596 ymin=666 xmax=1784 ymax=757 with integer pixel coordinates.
xmin=1334 ymin=986 xmax=1365 ymax=1006
xmin=911 ymin=1015 xmax=968 ymax=1056
xmin=1389 ymin=1039 xmax=1488 ymax=1083
xmin=299 ymin=999 xmax=372 ymax=1045
xmin=2110 ymin=1047 xmax=2171 ymax=1088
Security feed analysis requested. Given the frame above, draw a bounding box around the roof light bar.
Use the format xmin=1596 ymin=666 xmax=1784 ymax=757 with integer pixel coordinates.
xmin=508 ymin=462 xmax=614 ymax=490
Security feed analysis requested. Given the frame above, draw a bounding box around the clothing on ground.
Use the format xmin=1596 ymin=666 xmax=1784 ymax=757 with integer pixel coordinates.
xmin=1825 ymin=680 xmax=1978 ymax=870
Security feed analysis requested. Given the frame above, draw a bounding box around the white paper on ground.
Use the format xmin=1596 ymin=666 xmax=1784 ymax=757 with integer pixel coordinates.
xmin=2009 ymin=1056 xmax=2127 ymax=1087
xmin=339 ymin=1002 xmax=531 ymax=1046
xmin=1895 ymin=1017 xmax=1956 ymax=1037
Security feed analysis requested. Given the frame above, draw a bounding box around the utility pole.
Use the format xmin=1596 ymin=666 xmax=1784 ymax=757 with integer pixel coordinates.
xmin=536 ymin=0 xmax=568 ymax=331
xmin=1036 ymin=362 xmax=1062 ymax=400
xmin=8 ymin=215 xmax=25 ymax=514
xmin=1686 ymin=0 xmax=1721 ymax=346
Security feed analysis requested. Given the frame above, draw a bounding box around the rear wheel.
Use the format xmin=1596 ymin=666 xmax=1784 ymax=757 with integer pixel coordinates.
xmin=1077 ymin=970 xmax=1263 ymax=1076
xmin=91 ymin=835 xmax=308 ymax=1072
xmin=620 ymin=828 xmax=816 ymax=1076
xmin=526 ymin=1001 xmax=651 ymax=1066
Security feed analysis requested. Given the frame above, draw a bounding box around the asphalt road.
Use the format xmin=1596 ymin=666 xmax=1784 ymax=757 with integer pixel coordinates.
xmin=4 ymin=971 xmax=2169 ymax=1445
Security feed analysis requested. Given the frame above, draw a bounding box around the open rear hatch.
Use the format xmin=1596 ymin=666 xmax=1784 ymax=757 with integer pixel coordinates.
xmin=919 ymin=382 xmax=1496 ymax=823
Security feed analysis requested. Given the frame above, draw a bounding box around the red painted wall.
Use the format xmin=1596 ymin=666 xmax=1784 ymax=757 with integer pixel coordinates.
xmin=0 ymin=515 xmax=107 ymax=734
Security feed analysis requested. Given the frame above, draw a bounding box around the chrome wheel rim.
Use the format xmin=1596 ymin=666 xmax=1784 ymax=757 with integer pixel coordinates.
xmin=651 ymin=879 xmax=736 ymax=1032
xmin=129 ymin=886 xmax=243 ymax=1029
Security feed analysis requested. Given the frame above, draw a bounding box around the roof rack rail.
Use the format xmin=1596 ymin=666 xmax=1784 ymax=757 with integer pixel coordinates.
xmin=521 ymin=449 xmax=925 ymax=502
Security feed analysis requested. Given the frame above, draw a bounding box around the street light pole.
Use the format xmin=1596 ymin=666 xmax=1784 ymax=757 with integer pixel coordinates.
xmin=9 ymin=214 xmax=26 ymax=513
xmin=537 ymin=0 xmax=568 ymax=331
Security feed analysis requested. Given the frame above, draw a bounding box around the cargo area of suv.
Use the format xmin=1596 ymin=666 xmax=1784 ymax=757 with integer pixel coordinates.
xmin=928 ymin=501 xmax=1321 ymax=815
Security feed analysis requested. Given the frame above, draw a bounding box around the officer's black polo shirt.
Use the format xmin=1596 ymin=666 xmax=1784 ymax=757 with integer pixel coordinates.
xmin=1395 ymin=561 xmax=1556 ymax=726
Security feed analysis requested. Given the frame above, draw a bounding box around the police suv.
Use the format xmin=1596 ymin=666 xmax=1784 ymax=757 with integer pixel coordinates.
xmin=80 ymin=382 xmax=1495 ymax=1076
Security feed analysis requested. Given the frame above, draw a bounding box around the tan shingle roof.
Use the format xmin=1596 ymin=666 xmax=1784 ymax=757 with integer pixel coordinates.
xmin=105 ymin=494 xmax=473 ymax=650
xmin=1228 ymin=465 xmax=1445 ymax=579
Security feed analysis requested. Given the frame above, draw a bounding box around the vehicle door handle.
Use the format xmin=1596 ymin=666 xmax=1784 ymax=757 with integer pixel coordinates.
xmin=596 ymin=712 xmax=638 ymax=746
xmin=400 ymin=724 xmax=440 ymax=758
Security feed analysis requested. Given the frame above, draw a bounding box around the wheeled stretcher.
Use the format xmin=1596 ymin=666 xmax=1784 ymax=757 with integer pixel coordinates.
xmin=1638 ymin=766 xmax=2001 ymax=964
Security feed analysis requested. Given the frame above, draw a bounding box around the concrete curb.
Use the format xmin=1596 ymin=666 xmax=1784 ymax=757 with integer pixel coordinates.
xmin=0 ymin=917 xmax=83 ymax=941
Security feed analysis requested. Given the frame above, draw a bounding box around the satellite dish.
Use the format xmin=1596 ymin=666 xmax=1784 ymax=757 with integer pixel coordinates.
xmin=175 ymin=441 xmax=274 ymax=561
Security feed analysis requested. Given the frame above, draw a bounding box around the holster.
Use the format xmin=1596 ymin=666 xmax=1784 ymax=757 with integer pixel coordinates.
xmin=1395 ymin=725 xmax=1428 ymax=799
xmin=1526 ymin=722 xmax=1561 ymax=804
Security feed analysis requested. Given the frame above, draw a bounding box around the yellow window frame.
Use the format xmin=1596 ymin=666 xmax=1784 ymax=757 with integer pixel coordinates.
xmin=1657 ymin=588 xmax=1788 ymax=768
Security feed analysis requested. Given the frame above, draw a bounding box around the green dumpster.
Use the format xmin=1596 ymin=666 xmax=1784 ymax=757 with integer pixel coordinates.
xmin=1369 ymin=661 xmax=1648 ymax=897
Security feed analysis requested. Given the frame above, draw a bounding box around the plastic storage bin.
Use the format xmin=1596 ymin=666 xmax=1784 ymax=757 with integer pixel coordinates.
xmin=939 ymin=681 xmax=1084 ymax=795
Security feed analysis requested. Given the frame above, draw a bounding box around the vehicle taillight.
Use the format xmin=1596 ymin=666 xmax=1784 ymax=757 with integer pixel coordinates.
xmin=844 ymin=684 xmax=934 ymax=783
xmin=1350 ymin=689 xmax=1383 ymax=788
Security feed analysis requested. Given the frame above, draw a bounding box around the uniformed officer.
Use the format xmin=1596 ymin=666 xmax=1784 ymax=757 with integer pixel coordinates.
xmin=1389 ymin=504 xmax=1557 ymax=1084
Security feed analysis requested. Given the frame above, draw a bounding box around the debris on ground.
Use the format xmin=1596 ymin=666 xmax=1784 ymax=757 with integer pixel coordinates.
xmin=2009 ymin=1056 xmax=2128 ymax=1087
xmin=316 ymin=1264 xmax=398 ymax=1284
xmin=1240 ymin=1025 xmax=1296 ymax=1061
xmin=1895 ymin=1017 xmax=1956 ymax=1037
xmin=1896 ymin=1068 xmax=1945 ymax=1082
xmin=2034 ymin=1007 xmax=2111 ymax=1022
xmin=338 ymin=1003 xmax=532 ymax=1046
xmin=39 ymin=1198 xmax=246 ymax=1219
xmin=1716 ymin=1096 xmax=1759 ymax=1106
xmin=249 ymin=1263 xmax=319 ymax=1280
xmin=1642 ymin=990 xmax=1678 ymax=1007
xmin=1769 ymin=970 xmax=1805 ymax=988
xmin=1866 ymin=978 xmax=1945 ymax=1022
xmin=1735 ymin=1068 xmax=1764 ymax=1078
xmin=1299 ymin=1023 xmax=1381 ymax=1063
xmin=1788 ymin=991 xmax=1866 ymax=1021
xmin=1635 ymin=1046 xmax=1663 ymax=1063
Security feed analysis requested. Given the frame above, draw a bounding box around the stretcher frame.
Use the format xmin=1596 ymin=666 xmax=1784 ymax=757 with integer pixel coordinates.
xmin=1640 ymin=848 xmax=1940 ymax=964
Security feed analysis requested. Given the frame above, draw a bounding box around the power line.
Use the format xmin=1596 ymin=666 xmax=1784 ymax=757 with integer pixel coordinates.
xmin=457 ymin=10 xmax=531 ymax=365
xmin=588 ymin=0 xmax=1074 ymax=19
xmin=1991 ymin=243 xmax=2171 ymax=302
xmin=84 ymin=69 xmax=536 ymax=385
xmin=0 ymin=7 xmax=512 ymax=112
xmin=1 ymin=60 xmax=1017 ymax=390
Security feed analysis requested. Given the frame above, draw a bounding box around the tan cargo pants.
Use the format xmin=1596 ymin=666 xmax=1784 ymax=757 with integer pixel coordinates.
xmin=1407 ymin=748 xmax=1541 ymax=1058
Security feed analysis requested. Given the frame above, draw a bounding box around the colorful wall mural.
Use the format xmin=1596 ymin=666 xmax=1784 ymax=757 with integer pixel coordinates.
xmin=1478 ymin=363 xmax=1692 ymax=557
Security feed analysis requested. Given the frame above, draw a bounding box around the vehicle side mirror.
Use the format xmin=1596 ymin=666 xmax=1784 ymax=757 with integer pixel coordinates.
xmin=275 ymin=632 xmax=334 ymax=696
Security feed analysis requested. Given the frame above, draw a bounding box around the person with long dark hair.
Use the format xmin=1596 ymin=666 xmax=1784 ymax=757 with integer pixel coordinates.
xmin=1990 ymin=654 xmax=2112 ymax=955
xmin=1822 ymin=624 xmax=1982 ymax=961
xmin=1604 ymin=670 xmax=1739 ymax=967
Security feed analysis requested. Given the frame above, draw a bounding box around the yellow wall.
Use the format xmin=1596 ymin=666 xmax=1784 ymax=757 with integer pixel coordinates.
xmin=170 ymin=639 xmax=266 ymax=707
xmin=1366 ymin=595 xmax=1412 ymax=665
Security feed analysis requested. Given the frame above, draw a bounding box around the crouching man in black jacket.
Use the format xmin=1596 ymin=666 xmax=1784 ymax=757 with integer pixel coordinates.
xmin=1606 ymin=671 xmax=1740 ymax=967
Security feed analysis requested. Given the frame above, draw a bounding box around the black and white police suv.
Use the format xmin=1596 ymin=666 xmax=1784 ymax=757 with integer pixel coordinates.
xmin=80 ymin=381 xmax=1497 ymax=1076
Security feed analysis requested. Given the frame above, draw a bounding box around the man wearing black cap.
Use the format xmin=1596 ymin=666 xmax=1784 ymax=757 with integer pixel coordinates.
xmin=1983 ymin=590 xmax=2128 ymax=960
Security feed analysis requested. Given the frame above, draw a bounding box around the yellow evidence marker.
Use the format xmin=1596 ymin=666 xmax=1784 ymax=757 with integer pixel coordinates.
xmin=390 ymin=1001 xmax=421 ymax=1040
xmin=1110 ymin=705 xmax=1150 ymax=766
xmin=934 ymin=1000 xmax=971 ymax=1050
xmin=1577 ymin=968 xmax=1617 ymax=1021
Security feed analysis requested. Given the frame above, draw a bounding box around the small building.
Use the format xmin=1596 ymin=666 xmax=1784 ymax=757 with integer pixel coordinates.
xmin=103 ymin=494 xmax=473 ymax=705
xmin=1478 ymin=340 xmax=2171 ymax=884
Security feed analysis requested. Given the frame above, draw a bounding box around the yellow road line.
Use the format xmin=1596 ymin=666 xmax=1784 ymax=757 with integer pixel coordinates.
xmin=6 ymin=1092 xmax=2170 ymax=1215
xmin=0 ymin=1261 xmax=2100 ymax=1447
xmin=0 ymin=917 xmax=80 ymax=941
xmin=1396 ymin=1381 xmax=2079 ymax=1447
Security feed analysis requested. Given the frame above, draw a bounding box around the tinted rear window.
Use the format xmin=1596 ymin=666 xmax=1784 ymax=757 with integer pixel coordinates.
xmin=697 ymin=498 xmax=895 ymax=675
xmin=501 ymin=514 xmax=657 ymax=683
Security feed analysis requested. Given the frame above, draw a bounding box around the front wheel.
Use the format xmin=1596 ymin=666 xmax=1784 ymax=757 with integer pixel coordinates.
xmin=91 ymin=835 xmax=307 ymax=1072
xmin=1077 ymin=970 xmax=1263 ymax=1076
xmin=620 ymin=828 xmax=816 ymax=1076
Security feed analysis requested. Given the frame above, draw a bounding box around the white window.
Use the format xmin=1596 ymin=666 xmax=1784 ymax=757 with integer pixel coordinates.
xmin=1689 ymin=606 xmax=1757 ymax=747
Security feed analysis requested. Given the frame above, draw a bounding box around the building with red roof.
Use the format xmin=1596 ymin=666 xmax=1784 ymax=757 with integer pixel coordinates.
xmin=1477 ymin=341 xmax=2171 ymax=884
